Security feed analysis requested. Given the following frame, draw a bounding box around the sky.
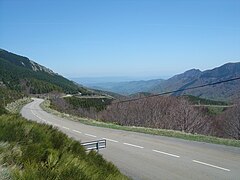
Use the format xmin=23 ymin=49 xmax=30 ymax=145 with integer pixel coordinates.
xmin=0 ymin=0 xmax=240 ymax=80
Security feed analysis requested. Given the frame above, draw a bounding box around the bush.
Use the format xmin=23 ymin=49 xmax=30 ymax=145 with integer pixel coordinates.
xmin=0 ymin=114 xmax=128 ymax=180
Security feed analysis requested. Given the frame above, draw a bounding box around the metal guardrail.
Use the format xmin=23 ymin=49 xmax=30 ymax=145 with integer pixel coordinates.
xmin=81 ymin=139 xmax=106 ymax=151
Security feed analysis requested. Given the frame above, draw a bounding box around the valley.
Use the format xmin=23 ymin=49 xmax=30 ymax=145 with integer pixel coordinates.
xmin=0 ymin=49 xmax=239 ymax=180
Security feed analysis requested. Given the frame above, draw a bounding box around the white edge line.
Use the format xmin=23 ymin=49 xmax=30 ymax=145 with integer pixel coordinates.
xmin=192 ymin=160 xmax=230 ymax=172
xmin=152 ymin=149 xmax=180 ymax=158
xmin=85 ymin=133 xmax=97 ymax=138
xmin=102 ymin=138 xmax=118 ymax=143
xmin=123 ymin=143 xmax=144 ymax=149
xmin=73 ymin=130 xmax=82 ymax=134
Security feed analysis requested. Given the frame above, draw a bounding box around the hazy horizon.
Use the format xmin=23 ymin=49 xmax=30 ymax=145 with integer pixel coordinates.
xmin=71 ymin=76 xmax=168 ymax=85
xmin=70 ymin=61 xmax=240 ymax=85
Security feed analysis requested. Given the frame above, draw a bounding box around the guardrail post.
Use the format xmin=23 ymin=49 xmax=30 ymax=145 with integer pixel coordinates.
xmin=97 ymin=141 xmax=99 ymax=152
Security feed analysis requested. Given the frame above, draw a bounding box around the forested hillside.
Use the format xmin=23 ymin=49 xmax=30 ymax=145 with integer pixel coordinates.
xmin=0 ymin=49 xmax=91 ymax=95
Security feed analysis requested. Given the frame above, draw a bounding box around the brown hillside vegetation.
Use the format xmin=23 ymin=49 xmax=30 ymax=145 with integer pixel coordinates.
xmin=215 ymin=102 xmax=240 ymax=139
xmin=100 ymin=97 xmax=209 ymax=133
xmin=51 ymin=96 xmax=240 ymax=140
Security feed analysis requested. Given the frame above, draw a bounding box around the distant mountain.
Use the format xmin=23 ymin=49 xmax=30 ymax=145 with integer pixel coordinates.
xmin=79 ymin=62 xmax=240 ymax=101
xmin=0 ymin=49 xmax=91 ymax=95
xmin=150 ymin=62 xmax=240 ymax=101
xmin=85 ymin=79 xmax=164 ymax=95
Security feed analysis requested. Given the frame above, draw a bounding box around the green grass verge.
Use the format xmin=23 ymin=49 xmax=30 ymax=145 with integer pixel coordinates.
xmin=41 ymin=100 xmax=240 ymax=148
xmin=0 ymin=114 xmax=129 ymax=180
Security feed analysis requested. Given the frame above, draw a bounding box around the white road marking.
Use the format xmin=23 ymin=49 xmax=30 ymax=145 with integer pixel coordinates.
xmin=123 ymin=143 xmax=144 ymax=149
xmin=85 ymin=133 xmax=97 ymax=138
xmin=62 ymin=126 xmax=70 ymax=130
xmin=192 ymin=160 xmax=230 ymax=172
xmin=31 ymin=110 xmax=46 ymax=122
xmin=30 ymin=110 xmax=35 ymax=115
xmin=102 ymin=138 xmax=118 ymax=143
xmin=73 ymin=130 xmax=82 ymax=134
xmin=152 ymin=149 xmax=180 ymax=158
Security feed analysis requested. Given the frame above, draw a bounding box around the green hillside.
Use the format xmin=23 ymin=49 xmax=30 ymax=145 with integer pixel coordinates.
xmin=0 ymin=49 xmax=91 ymax=95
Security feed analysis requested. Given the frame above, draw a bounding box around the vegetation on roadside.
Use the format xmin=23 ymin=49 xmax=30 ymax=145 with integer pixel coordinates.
xmin=41 ymin=100 xmax=240 ymax=147
xmin=50 ymin=95 xmax=240 ymax=140
xmin=0 ymin=165 xmax=11 ymax=180
xmin=6 ymin=97 xmax=32 ymax=114
xmin=0 ymin=114 xmax=129 ymax=180
xmin=0 ymin=94 xmax=128 ymax=179
xmin=0 ymin=87 xmax=25 ymax=115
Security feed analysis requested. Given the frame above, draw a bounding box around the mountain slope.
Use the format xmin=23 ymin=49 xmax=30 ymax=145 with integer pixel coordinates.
xmin=0 ymin=49 xmax=91 ymax=94
xmin=151 ymin=63 xmax=240 ymax=101
xmin=81 ymin=62 xmax=240 ymax=101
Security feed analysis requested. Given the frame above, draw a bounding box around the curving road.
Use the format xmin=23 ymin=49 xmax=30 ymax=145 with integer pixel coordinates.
xmin=21 ymin=98 xmax=240 ymax=180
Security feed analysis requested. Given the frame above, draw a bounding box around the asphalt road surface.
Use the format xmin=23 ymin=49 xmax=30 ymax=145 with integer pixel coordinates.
xmin=21 ymin=98 xmax=240 ymax=180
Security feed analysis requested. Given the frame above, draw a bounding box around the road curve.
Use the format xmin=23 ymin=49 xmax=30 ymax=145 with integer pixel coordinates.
xmin=21 ymin=98 xmax=240 ymax=180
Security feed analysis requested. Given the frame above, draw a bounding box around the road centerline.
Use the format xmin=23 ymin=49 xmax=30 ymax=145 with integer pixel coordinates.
xmin=73 ymin=129 xmax=82 ymax=134
xmin=152 ymin=149 xmax=180 ymax=158
xmin=31 ymin=110 xmax=46 ymax=122
xmin=85 ymin=133 xmax=97 ymax=138
xmin=102 ymin=138 xmax=118 ymax=143
xmin=62 ymin=126 xmax=70 ymax=130
xmin=123 ymin=142 xmax=144 ymax=149
xmin=192 ymin=160 xmax=230 ymax=172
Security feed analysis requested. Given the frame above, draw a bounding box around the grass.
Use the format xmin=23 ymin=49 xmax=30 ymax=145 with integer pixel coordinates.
xmin=0 ymin=114 xmax=129 ymax=180
xmin=41 ymin=99 xmax=240 ymax=148
xmin=184 ymin=95 xmax=229 ymax=106
xmin=0 ymin=164 xmax=11 ymax=180
xmin=207 ymin=106 xmax=226 ymax=115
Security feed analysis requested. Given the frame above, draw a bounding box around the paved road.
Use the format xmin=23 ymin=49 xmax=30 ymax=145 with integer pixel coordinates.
xmin=21 ymin=98 xmax=240 ymax=180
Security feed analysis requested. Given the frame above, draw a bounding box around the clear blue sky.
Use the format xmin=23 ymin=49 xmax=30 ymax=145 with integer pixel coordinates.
xmin=1 ymin=0 xmax=239 ymax=79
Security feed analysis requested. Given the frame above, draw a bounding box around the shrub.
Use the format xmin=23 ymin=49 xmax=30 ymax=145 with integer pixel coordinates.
xmin=0 ymin=114 xmax=128 ymax=180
